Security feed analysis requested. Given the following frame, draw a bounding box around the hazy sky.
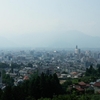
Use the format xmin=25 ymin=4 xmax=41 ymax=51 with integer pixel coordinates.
xmin=0 ymin=0 xmax=100 ymax=48
xmin=0 ymin=0 xmax=100 ymax=36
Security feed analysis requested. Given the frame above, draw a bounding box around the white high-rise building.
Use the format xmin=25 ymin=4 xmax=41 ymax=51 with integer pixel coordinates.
xmin=75 ymin=45 xmax=80 ymax=54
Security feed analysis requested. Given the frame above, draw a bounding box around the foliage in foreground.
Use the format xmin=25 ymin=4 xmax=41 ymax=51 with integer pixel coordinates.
xmin=0 ymin=73 xmax=65 ymax=100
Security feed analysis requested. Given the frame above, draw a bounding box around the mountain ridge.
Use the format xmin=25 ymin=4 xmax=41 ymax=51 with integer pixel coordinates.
xmin=0 ymin=31 xmax=100 ymax=48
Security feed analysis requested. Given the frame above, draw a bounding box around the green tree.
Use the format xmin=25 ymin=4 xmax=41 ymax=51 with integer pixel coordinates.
xmin=2 ymin=86 xmax=13 ymax=100
xmin=2 ymin=74 xmax=14 ymax=86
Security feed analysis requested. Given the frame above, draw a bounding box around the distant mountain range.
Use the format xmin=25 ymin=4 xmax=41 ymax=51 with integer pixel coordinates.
xmin=0 ymin=30 xmax=100 ymax=48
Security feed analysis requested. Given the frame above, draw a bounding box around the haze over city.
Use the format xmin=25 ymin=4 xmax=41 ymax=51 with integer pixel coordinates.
xmin=0 ymin=0 xmax=100 ymax=48
xmin=1 ymin=1 xmax=100 ymax=99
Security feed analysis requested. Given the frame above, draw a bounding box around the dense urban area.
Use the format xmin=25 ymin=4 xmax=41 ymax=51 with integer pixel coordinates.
xmin=0 ymin=46 xmax=100 ymax=100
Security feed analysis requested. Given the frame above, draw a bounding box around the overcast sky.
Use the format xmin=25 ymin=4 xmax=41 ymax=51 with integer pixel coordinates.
xmin=0 ymin=0 xmax=100 ymax=48
xmin=0 ymin=0 xmax=100 ymax=36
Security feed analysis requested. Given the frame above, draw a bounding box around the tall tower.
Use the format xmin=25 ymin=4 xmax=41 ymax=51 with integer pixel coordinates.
xmin=75 ymin=45 xmax=81 ymax=54
xmin=75 ymin=45 xmax=78 ymax=54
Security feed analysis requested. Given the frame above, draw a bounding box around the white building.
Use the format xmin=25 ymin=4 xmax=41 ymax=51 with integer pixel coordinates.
xmin=75 ymin=45 xmax=81 ymax=54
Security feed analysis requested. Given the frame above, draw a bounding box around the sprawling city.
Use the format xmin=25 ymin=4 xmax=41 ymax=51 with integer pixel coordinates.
xmin=0 ymin=46 xmax=99 ymax=99
xmin=0 ymin=46 xmax=98 ymax=82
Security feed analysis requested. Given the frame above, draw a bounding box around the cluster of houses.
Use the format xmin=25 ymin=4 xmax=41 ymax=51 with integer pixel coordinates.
xmin=3 ymin=65 xmax=100 ymax=94
xmin=68 ymin=80 xmax=100 ymax=94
